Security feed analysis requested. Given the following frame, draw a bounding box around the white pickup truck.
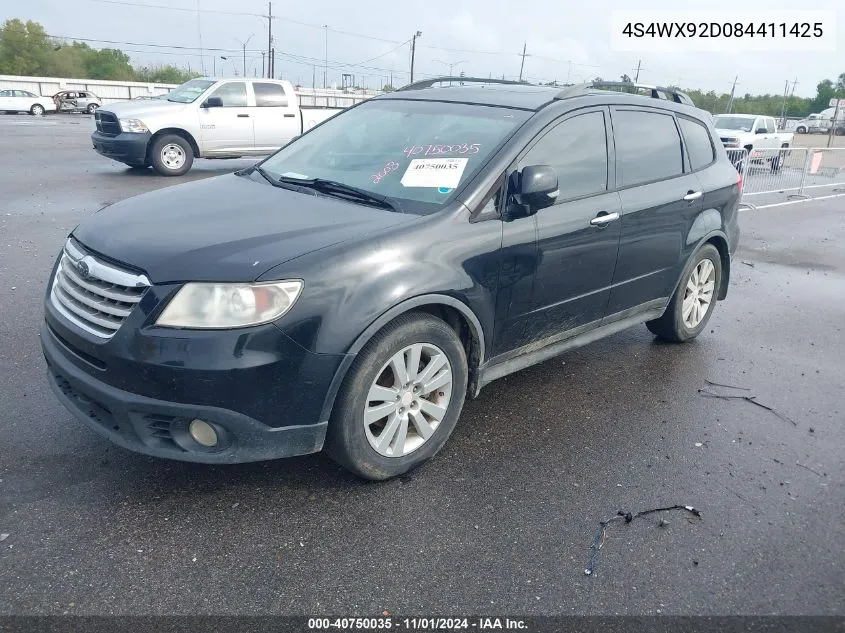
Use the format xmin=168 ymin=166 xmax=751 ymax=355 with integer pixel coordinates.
xmin=91 ymin=78 xmax=344 ymax=175
xmin=714 ymin=114 xmax=794 ymax=172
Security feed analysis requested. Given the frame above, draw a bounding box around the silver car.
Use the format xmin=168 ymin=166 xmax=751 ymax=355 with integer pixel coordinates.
xmin=53 ymin=90 xmax=103 ymax=114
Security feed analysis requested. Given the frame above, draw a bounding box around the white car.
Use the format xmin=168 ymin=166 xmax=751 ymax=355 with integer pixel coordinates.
xmin=0 ymin=89 xmax=57 ymax=116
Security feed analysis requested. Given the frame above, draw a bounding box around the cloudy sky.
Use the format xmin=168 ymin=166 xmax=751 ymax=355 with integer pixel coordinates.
xmin=5 ymin=0 xmax=841 ymax=96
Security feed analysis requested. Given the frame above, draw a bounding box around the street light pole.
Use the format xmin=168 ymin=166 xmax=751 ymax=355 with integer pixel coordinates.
xmin=322 ymin=25 xmax=328 ymax=89
xmin=235 ymin=34 xmax=255 ymax=78
xmin=433 ymin=59 xmax=468 ymax=85
xmin=410 ymin=30 xmax=422 ymax=83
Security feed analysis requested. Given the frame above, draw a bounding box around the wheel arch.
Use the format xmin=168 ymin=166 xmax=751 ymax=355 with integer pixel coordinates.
xmin=317 ymin=294 xmax=486 ymax=423
xmin=148 ymin=128 xmax=200 ymax=159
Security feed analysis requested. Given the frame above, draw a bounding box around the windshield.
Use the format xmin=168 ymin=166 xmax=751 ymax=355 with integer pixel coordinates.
xmin=713 ymin=116 xmax=755 ymax=132
xmin=258 ymin=99 xmax=531 ymax=214
xmin=167 ymin=79 xmax=216 ymax=103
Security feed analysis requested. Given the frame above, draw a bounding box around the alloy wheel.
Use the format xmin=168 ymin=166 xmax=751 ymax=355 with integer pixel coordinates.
xmin=682 ymin=259 xmax=716 ymax=329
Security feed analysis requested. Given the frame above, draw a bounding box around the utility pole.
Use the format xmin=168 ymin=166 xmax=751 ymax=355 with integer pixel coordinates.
xmin=726 ymin=75 xmax=739 ymax=113
xmin=312 ymin=65 xmax=316 ymax=89
xmin=827 ymin=97 xmax=841 ymax=148
xmin=261 ymin=51 xmax=265 ymax=78
xmin=566 ymin=61 xmax=572 ymax=84
xmin=634 ymin=59 xmax=642 ymax=82
xmin=410 ymin=30 xmax=422 ymax=83
xmin=323 ymin=25 xmax=328 ymax=89
xmin=236 ymin=34 xmax=255 ymax=78
xmin=518 ymin=42 xmax=527 ymax=82
xmin=266 ymin=1 xmax=273 ymax=78
xmin=778 ymin=79 xmax=790 ymax=128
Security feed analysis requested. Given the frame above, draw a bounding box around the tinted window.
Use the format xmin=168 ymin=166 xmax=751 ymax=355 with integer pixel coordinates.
xmin=209 ymin=82 xmax=247 ymax=107
xmin=518 ymin=111 xmax=608 ymax=201
xmin=678 ymin=117 xmax=715 ymax=171
xmin=614 ymin=110 xmax=683 ymax=187
xmin=253 ymin=82 xmax=288 ymax=107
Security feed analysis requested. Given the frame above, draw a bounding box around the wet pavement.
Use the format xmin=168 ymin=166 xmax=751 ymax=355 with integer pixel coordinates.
xmin=1 ymin=115 xmax=844 ymax=615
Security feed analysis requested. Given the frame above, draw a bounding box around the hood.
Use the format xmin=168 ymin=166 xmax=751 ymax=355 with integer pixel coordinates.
xmin=72 ymin=174 xmax=414 ymax=283
xmin=99 ymin=99 xmax=189 ymax=119
xmin=714 ymin=128 xmax=745 ymax=138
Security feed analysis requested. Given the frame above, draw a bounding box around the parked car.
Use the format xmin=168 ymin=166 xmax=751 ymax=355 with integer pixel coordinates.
xmin=0 ymin=89 xmax=57 ymax=115
xmin=43 ymin=78 xmax=740 ymax=480
xmin=714 ymin=114 xmax=793 ymax=171
xmin=54 ymin=90 xmax=102 ymax=114
xmin=90 ymin=77 xmax=343 ymax=176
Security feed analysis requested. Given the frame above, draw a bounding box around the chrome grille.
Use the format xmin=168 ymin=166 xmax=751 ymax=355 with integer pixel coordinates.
xmin=50 ymin=238 xmax=150 ymax=338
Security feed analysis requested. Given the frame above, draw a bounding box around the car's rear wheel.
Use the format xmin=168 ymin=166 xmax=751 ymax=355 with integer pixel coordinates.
xmin=87 ymin=103 xmax=98 ymax=114
xmin=325 ymin=312 xmax=468 ymax=481
xmin=30 ymin=104 xmax=45 ymax=116
xmin=646 ymin=244 xmax=721 ymax=343
xmin=150 ymin=134 xmax=193 ymax=176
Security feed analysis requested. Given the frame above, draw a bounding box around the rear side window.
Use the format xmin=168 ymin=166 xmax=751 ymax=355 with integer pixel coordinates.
xmin=678 ymin=117 xmax=715 ymax=171
xmin=253 ymin=82 xmax=288 ymax=107
xmin=518 ymin=110 xmax=608 ymax=201
xmin=613 ymin=110 xmax=683 ymax=187
xmin=209 ymin=82 xmax=247 ymax=107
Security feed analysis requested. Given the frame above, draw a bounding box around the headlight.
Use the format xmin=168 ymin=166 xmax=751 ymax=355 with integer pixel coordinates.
xmin=156 ymin=281 xmax=303 ymax=329
xmin=119 ymin=118 xmax=149 ymax=133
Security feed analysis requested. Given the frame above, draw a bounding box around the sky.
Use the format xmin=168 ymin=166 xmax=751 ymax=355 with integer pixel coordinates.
xmin=4 ymin=0 xmax=842 ymax=97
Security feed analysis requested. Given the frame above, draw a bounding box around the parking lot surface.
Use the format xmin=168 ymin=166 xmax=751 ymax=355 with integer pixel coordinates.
xmin=1 ymin=114 xmax=844 ymax=615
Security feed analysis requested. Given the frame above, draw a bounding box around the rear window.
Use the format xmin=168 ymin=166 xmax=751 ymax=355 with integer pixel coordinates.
xmin=613 ymin=110 xmax=684 ymax=187
xmin=678 ymin=117 xmax=715 ymax=171
xmin=253 ymin=82 xmax=288 ymax=107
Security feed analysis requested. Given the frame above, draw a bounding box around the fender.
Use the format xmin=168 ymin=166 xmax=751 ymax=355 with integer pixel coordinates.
xmin=317 ymin=294 xmax=486 ymax=423
xmin=670 ymin=227 xmax=731 ymax=302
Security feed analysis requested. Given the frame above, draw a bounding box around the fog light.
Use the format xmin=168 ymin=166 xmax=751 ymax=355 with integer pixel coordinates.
xmin=188 ymin=419 xmax=218 ymax=447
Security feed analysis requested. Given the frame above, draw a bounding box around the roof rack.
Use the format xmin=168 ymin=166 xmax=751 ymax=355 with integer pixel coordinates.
xmin=556 ymin=81 xmax=695 ymax=106
xmin=397 ymin=76 xmax=529 ymax=91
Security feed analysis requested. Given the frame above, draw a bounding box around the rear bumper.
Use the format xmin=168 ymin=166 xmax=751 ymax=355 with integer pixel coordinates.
xmin=91 ymin=131 xmax=150 ymax=166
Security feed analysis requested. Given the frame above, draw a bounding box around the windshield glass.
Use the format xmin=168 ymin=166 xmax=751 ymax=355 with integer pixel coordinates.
xmin=713 ymin=115 xmax=755 ymax=132
xmin=259 ymin=99 xmax=531 ymax=214
xmin=167 ymin=79 xmax=216 ymax=103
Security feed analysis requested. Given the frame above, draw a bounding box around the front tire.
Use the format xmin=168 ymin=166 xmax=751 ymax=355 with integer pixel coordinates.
xmin=87 ymin=103 xmax=98 ymax=114
xmin=796 ymin=126 xmax=807 ymax=134
xmin=150 ymin=134 xmax=193 ymax=176
xmin=30 ymin=104 xmax=45 ymax=116
xmin=325 ymin=312 xmax=468 ymax=481
xmin=646 ymin=244 xmax=722 ymax=343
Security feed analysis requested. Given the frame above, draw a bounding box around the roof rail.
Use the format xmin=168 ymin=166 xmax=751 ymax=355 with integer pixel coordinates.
xmin=397 ymin=76 xmax=529 ymax=91
xmin=556 ymin=81 xmax=695 ymax=106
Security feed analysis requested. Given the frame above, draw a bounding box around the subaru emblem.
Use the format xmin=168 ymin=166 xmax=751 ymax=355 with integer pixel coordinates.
xmin=76 ymin=260 xmax=90 ymax=279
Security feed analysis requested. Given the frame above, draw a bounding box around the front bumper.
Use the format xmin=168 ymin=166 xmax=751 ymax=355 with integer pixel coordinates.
xmin=42 ymin=292 xmax=347 ymax=463
xmin=91 ymin=131 xmax=151 ymax=166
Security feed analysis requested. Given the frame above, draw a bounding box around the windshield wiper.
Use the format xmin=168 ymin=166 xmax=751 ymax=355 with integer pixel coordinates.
xmin=246 ymin=166 xmax=318 ymax=194
xmin=277 ymin=176 xmax=404 ymax=213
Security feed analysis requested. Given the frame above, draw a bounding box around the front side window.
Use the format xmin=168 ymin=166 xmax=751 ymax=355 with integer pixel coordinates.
xmin=517 ymin=111 xmax=608 ymax=202
xmin=678 ymin=117 xmax=715 ymax=171
xmin=253 ymin=82 xmax=288 ymax=107
xmin=765 ymin=118 xmax=776 ymax=133
xmin=259 ymin=99 xmax=531 ymax=214
xmin=166 ymin=79 xmax=216 ymax=103
xmin=614 ymin=109 xmax=683 ymax=187
xmin=208 ymin=82 xmax=247 ymax=107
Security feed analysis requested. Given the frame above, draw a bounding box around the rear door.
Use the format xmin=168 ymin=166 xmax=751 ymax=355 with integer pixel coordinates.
xmin=605 ymin=107 xmax=704 ymax=318
xmin=249 ymin=81 xmax=301 ymax=152
xmin=0 ymin=90 xmax=13 ymax=110
xmin=198 ymin=81 xmax=255 ymax=154
xmin=493 ymin=107 xmax=623 ymax=353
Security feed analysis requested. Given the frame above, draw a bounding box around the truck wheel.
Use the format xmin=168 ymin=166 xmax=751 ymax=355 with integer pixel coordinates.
xmin=646 ymin=244 xmax=722 ymax=343
xmin=325 ymin=312 xmax=468 ymax=481
xmin=771 ymin=145 xmax=789 ymax=173
xmin=150 ymin=135 xmax=193 ymax=176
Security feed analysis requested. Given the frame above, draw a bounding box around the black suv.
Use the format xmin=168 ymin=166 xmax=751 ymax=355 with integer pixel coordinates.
xmin=42 ymin=79 xmax=740 ymax=480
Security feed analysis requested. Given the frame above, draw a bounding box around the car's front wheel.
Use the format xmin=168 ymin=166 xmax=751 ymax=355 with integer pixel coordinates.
xmin=646 ymin=244 xmax=722 ymax=343
xmin=325 ymin=312 xmax=468 ymax=480
xmin=796 ymin=126 xmax=807 ymax=134
xmin=87 ymin=103 xmax=98 ymax=114
xmin=30 ymin=104 xmax=45 ymax=116
xmin=150 ymin=134 xmax=193 ymax=176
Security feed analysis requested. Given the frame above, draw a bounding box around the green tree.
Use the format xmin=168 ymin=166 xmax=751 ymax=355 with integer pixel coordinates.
xmin=0 ymin=19 xmax=53 ymax=75
xmin=135 ymin=64 xmax=198 ymax=84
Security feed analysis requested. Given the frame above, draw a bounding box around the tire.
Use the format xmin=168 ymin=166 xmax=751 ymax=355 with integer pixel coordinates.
xmin=30 ymin=104 xmax=45 ymax=116
xmin=87 ymin=103 xmax=98 ymax=114
xmin=771 ymin=145 xmax=788 ymax=172
xmin=796 ymin=126 xmax=806 ymax=134
xmin=325 ymin=312 xmax=468 ymax=481
xmin=646 ymin=244 xmax=722 ymax=343
xmin=150 ymin=134 xmax=193 ymax=176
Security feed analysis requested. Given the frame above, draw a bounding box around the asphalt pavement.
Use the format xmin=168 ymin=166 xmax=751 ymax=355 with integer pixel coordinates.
xmin=1 ymin=114 xmax=843 ymax=616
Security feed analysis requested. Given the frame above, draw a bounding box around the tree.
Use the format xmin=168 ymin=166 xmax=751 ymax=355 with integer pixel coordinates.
xmin=0 ymin=19 xmax=53 ymax=75
xmin=812 ymin=79 xmax=836 ymax=113
xmin=136 ymin=64 xmax=198 ymax=84
xmin=620 ymin=74 xmax=632 ymax=83
xmin=381 ymin=84 xmax=395 ymax=92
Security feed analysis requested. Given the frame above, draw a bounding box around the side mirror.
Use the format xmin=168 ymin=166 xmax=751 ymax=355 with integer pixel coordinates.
xmin=504 ymin=165 xmax=559 ymax=220
xmin=755 ymin=127 xmax=767 ymax=134
xmin=202 ymin=97 xmax=223 ymax=108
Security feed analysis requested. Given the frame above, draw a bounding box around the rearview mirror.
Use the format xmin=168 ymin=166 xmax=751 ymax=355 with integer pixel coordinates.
xmin=202 ymin=97 xmax=223 ymax=108
xmin=505 ymin=165 xmax=559 ymax=220
xmin=755 ymin=127 xmax=767 ymax=134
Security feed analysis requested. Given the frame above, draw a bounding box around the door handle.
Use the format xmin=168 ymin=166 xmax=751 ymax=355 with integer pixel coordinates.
xmin=283 ymin=113 xmax=296 ymax=118
xmin=590 ymin=211 xmax=619 ymax=227
xmin=237 ymin=114 xmax=250 ymax=118
xmin=683 ymin=190 xmax=703 ymax=201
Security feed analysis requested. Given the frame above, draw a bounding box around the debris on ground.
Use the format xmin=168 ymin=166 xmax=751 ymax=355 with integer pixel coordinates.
xmin=741 ymin=261 xmax=755 ymax=267
xmin=698 ymin=383 xmax=797 ymax=427
xmin=585 ymin=505 xmax=702 ymax=576
xmin=796 ymin=462 xmax=826 ymax=478
xmin=0 ymin=534 xmax=9 ymax=542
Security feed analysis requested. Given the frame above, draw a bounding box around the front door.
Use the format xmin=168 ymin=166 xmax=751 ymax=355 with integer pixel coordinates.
xmin=605 ymin=107 xmax=705 ymax=317
xmin=249 ymin=81 xmax=301 ymax=152
xmin=493 ymin=108 xmax=622 ymax=354
xmin=199 ymin=81 xmax=255 ymax=155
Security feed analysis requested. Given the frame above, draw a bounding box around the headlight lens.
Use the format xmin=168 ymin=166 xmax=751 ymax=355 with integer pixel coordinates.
xmin=156 ymin=281 xmax=303 ymax=329
xmin=119 ymin=118 xmax=149 ymax=133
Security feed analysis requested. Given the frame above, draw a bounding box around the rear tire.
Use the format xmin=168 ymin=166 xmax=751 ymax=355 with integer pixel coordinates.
xmin=325 ymin=312 xmax=468 ymax=481
xmin=646 ymin=244 xmax=722 ymax=343
xmin=150 ymin=134 xmax=193 ymax=176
